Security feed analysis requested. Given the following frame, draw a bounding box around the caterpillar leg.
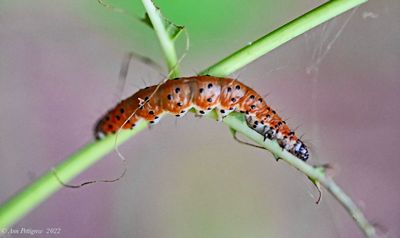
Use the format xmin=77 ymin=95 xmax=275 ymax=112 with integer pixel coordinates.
xmin=215 ymin=108 xmax=225 ymax=122
xmin=193 ymin=107 xmax=214 ymax=117
xmin=216 ymin=107 xmax=234 ymax=122
xmin=193 ymin=109 xmax=206 ymax=117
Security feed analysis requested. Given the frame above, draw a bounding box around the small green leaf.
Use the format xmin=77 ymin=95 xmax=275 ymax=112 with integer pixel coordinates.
xmin=140 ymin=13 xmax=153 ymax=28
xmin=140 ymin=6 xmax=184 ymax=41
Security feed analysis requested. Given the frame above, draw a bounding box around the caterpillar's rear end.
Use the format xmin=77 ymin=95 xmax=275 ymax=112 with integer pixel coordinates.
xmin=94 ymin=75 xmax=309 ymax=161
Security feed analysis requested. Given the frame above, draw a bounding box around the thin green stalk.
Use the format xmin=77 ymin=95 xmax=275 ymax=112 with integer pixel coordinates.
xmin=220 ymin=113 xmax=376 ymax=238
xmin=0 ymin=121 xmax=148 ymax=230
xmin=201 ymin=0 xmax=367 ymax=77
xmin=0 ymin=0 xmax=373 ymax=237
xmin=141 ymin=0 xmax=180 ymax=77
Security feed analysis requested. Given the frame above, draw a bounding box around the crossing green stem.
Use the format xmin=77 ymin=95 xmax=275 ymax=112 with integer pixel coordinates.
xmin=141 ymin=0 xmax=180 ymax=77
xmin=201 ymin=0 xmax=367 ymax=77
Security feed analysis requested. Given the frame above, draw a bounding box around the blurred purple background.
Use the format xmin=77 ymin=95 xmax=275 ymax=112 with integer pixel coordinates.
xmin=0 ymin=0 xmax=399 ymax=237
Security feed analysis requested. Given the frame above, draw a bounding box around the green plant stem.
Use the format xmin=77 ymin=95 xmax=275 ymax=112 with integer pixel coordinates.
xmin=141 ymin=0 xmax=179 ymax=77
xmin=0 ymin=121 xmax=148 ymax=230
xmin=201 ymin=0 xmax=367 ymax=77
xmin=0 ymin=0 xmax=374 ymax=237
xmin=220 ymin=113 xmax=376 ymax=238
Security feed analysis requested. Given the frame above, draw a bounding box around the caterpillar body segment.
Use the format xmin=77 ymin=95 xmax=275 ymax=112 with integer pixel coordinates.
xmin=94 ymin=76 xmax=309 ymax=161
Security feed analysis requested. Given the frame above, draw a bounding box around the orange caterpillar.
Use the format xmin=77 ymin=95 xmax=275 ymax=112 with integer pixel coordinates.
xmin=94 ymin=75 xmax=309 ymax=161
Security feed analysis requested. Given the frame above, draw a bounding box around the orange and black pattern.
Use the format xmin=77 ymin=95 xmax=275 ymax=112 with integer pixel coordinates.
xmin=94 ymin=76 xmax=309 ymax=161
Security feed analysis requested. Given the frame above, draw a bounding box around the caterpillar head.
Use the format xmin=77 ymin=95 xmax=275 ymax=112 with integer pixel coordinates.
xmin=293 ymin=140 xmax=309 ymax=161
